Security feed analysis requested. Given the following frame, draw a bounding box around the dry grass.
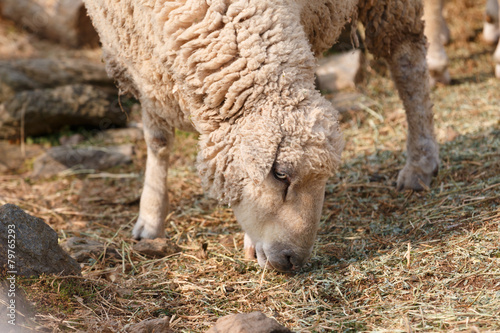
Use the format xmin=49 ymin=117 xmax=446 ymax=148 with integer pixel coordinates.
xmin=0 ymin=0 xmax=499 ymax=332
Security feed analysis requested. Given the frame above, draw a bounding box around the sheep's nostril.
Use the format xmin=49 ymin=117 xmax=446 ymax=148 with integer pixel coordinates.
xmin=282 ymin=254 xmax=292 ymax=270
xmin=280 ymin=250 xmax=299 ymax=271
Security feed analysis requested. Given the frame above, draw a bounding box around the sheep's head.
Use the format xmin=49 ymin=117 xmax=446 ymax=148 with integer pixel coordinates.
xmin=197 ymin=97 xmax=343 ymax=272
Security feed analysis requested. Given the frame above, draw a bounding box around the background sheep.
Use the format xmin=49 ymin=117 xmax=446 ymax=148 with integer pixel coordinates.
xmin=84 ymin=0 xmax=439 ymax=271
xmin=424 ymin=0 xmax=500 ymax=84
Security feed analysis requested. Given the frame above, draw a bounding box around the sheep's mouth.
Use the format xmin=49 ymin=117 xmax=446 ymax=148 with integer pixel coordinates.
xmin=243 ymin=234 xmax=311 ymax=272
xmin=246 ymin=241 xmax=275 ymax=270
xmin=244 ymin=241 xmax=271 ymax=269
xmin=254 ymin=242 xmax=306 ymax=272
xmin=255 ymin=243 xmax=270 ymax=269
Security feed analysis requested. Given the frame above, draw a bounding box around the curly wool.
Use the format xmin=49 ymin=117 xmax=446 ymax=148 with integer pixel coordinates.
xmin=85 ymin=0 xmax=422 ymax=204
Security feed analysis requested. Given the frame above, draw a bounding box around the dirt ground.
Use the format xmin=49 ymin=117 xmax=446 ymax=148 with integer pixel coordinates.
xmin=0 ymin=0 xmax=499 ymax=332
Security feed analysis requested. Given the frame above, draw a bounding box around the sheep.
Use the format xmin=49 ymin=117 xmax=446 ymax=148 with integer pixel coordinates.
xmin=84 ymin=0 xmax=439 ymax=272
xmin=424 ymin=0 xmax=500 ymax=84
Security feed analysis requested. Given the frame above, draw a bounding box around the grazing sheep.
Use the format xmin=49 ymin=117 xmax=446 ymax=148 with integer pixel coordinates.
xmin=84 ymin=0 xmax=439 ymax=272
xmin=424 ymin=0 xmax=500 ymax=84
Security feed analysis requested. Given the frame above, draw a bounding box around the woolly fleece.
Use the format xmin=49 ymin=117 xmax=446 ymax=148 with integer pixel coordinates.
xmin=84 ymin=0 xmax=353 ymax=204
xmin=84 ymin=0 xmax=438 ymax=202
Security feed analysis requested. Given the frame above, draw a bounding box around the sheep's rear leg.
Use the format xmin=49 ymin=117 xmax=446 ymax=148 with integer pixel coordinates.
xmin=495 ymin=38 xmax=500 ymax=78
xmin=484 ymin=0 xmax=500 ymax=78
xmin=424 ymin=0 xmax=451 ymax=85
xmin=133 ymin=125 xmax=173 ymax=240
xmin=388 ymin=42 xmax=440 ymax=191
xmin=483 ymin=0 xmax=499 ymax=43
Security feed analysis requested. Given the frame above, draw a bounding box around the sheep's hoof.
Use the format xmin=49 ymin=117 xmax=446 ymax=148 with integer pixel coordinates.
xmin=396 ymin=163 xmax=439 ymax=192
xmin=429 ymin=68 xmax=451 ymax=86
xmin=440 ymin=23 xmax=451 ymax=46
xmin=427 ymin=50 xmax=450 ymax=86
xmin=132 ymin=217 xmax=165 ymax=240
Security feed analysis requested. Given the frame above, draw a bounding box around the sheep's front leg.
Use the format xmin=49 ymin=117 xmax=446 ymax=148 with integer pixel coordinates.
xmin=133 ymin=125 xmax=173 ymax=240
xmin=388 ymin=41 xmax=440 ymax=191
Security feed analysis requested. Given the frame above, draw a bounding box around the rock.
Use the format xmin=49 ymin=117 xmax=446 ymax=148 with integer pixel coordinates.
xmin=206 ymin=312 xmax=293 ymax=333
xmin=0 ymin=58 xmax=132 ymax=140
xmin=59 ymin=237 xmax=120 ymax=263
xmin=0 ymin=279 xmax=38 ymax=333
xmin=0 ymin=140 xmax=44 ymax=173
xmin=59 ymin=133 xmax=86 ymax=146
xmin=0 ymin=59 xmax=112 ymax=101
xmin=97 ymin=127 xmax=144 ymax=144
xmin=32 ymin=144 xmax=134 ymax=178
xmin=0 ymin=204 xmax=81 ymax=277
xmin=327 ymin=91 xmax=376 ymax=113
xmin=133 ymin=239 xmax=181 ymax=258
xmin=0 ymin=84 xmax=129 ymax=139
xmin=123 ymin=317 xmax=172 ymax=333
xmin=315 ymin=49 xmax=364 ymax=92
xmin=1 ymin=0 xmax=99 ymax=47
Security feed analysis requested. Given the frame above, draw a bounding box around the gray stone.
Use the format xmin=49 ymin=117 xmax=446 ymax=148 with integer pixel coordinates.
xmin=124 ymin=317 xmax=172 ymax=333
xmin=0 ymin=204 xmax=81 ymax=277
xmin=0 ymin=280 xmax=38 ymax=332
xmin=32 ymin=144 xmax=134 ymax=178
xmin=206 ymin=312 xmax=293 ymax=333
xmin=0 ymin=84 xmax=129 ymax=139
xmin=315 ymin=49 xmax=364 ymax=92
xmin=0 ymin=58 xmax=131 ymax=139
xmin=133 ymin=239 xmax=181 ymax=258
xmin=97 ymin=127 xmax=144 ymax=144
xmin=0 ymin=140 xmax=44 ymax=173
xmin=59 ymin=237 xmax=120 ymax=263
xmin=59 ymin=133 xmax=86 ymax=146
xmin=328 ymin=91 xmax=376 ymax=113
xmin=1 ymin=1 xmax=98 ymax=48
xmin=0 ymin=59 xmax=112 ymax=101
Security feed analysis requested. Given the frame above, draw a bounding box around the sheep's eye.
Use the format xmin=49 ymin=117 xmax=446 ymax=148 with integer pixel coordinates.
xmin=273 ymin=169 xmax=290 ymax=184
xmin=274 ymin=171 xmax=287 ymax=180
xmin=272 ymin=164 xmax=291 ymax=186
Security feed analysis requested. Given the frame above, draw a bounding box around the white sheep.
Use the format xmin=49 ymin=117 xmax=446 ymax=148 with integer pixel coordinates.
xmin=84 ymin=0 xmax=439 ymax=272
xmin=424 ymin=0 xmax=500 ymax=84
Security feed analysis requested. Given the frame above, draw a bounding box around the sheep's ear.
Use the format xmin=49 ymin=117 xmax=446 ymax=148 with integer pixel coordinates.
xmin=196 ymin=113 xmax=282 ymax=204
xmin=239 ymin=114 xmax=282 ymax=185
